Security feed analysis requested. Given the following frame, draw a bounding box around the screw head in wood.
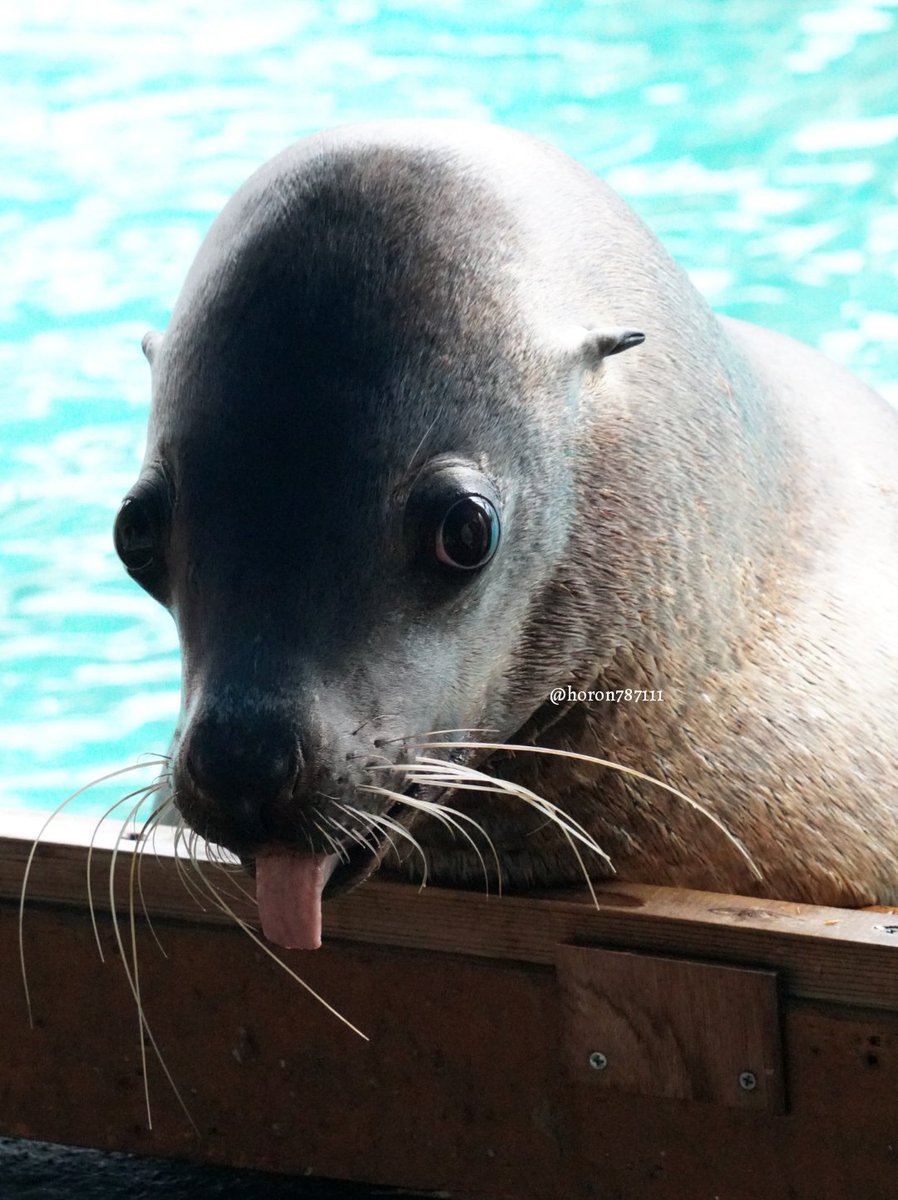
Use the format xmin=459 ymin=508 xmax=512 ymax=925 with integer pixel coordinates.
xmin=588 ymin=1051 xmax=608 ymax=1072
xmin=738 ymin=1070 xmax=757 ymax=1091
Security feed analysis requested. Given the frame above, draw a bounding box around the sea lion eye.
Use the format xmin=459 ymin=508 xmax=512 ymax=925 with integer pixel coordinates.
xmin=405 ymin=460 xmax=502 ymax=581
xmin=113 ymin=470 xmax=172 ymax=604
xmin=114 ymin=496 xmax=160 ymax=572
xmin=436 ymin=495 xmax=500 ymax=571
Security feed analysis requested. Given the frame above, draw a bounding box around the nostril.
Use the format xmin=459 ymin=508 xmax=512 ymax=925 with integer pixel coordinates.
xmin=183 ymin=715 xmax=301 ymax=810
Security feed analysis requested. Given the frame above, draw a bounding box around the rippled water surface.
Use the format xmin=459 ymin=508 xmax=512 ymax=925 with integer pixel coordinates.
xmin=2 ymin=0 xmax=897 ymax=815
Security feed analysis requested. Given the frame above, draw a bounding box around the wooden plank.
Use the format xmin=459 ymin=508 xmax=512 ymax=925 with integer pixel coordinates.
xmin=556 ymin=944 xmax=784 ymax=1111
xmin=563 ymin=1000 xmax=898 ymax=1200
xmin=0 ymin=905 xmax=566 ymax=1199
xmin=3 ymin=811 xmax=898 ymax=1010
xmin=3 ymin=904 xmax=898 ymax=1199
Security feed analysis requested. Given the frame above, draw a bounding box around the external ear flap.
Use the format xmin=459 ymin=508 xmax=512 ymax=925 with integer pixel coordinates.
xmin=141 ymin=330 xmax=162 ymax=366
xmin=577 ymin=326 xmax=645 ymax=365
xmin=557 ymin=324 xmax=646 ymax=364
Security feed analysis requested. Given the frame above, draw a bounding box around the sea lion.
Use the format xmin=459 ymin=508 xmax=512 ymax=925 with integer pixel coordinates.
xmin=114 ymin=120 xmax=898 ymax=947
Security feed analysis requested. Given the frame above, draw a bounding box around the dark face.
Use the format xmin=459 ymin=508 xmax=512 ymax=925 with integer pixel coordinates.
xmin=113 ymin=145 xmax=583 ymax=912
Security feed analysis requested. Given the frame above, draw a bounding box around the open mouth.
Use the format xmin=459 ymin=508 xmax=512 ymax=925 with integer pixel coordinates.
xmin=252 ymin=797 xmax=415 ymax=951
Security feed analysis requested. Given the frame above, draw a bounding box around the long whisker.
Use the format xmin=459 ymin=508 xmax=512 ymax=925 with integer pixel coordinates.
xmin=341 ymin=803 xmax=430 ymax=887
xmin=169 ymin=820 xmax=252 ymax=918
xmin=18 ymin=760 xmax=166 ymax=1029
xmin=127 ymin=802 xmax=152 ymax=1125
xmin=135 ymin=796 xmax=177 ymax=960
xmin=368 ymin=758 xmax=610 ymax=866
xmin=92 ymin=781 xmax=169 ymax=961
xmin=88 ymin=780 xmax=170 ymax=963
xmin=109 ymin=794 xmax=199 ymax=1133
xmin=362 ymin=783 xmax=468 ymax=870
xmin=202 ymin=850 xmax=258 ymax=909
xmin=87 ymin=789 xmax=149 ymax=965
xmin=171 ymin=819 xmax=209 ymax=913
xmin=183 ymin=846 xmax=248 ymax=923
xmin=380 ymin=763 xmax=604 ymax=906
xmin=328 ymin=816 xmax=374 ymax=856
xmin=146 ymin=794 xmax=177 ymax=873
xmin=178 ymin=836 xmax=258 ymax=911
xmin=370 ymin=727 xmax=499 ymax=749
xmin=408 ymin=741 xmax=762 ymax=882
xmin=184 ymin=855 xmax=369 ymax=1041
xmin=332 ymin=802 xmax=400 ymax=863
xmin=313 ymin=820 xmax=351 ymax=864
xmin=359 ymin=784 xmax=502 ymax=897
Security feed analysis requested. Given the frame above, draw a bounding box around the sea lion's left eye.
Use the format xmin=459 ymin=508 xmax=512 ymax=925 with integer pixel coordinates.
xmin=436 ymin=495 xmax=500 ymax=571
xmin=405 ymin=460 xmax=502 ymax=581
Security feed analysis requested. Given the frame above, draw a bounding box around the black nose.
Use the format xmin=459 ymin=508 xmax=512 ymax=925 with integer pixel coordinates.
xmin=180 ymin=709 xmax=301 ymax=846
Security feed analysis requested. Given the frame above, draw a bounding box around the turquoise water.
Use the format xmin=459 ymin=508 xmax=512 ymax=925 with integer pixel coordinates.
xmin=2 ymin=0 xmax=897 ymax=815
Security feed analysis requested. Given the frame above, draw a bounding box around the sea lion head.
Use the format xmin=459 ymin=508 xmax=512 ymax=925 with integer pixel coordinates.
xmin=114 ymin=124 xmax=644 ymax=944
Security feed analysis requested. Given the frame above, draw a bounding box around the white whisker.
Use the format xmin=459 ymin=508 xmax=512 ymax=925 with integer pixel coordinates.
xmin=359 ymin=785 xmax=502 ymax=897
xmin=184 ymin=855 xmax=369 ymax=1041
xmin=328 ymin=817 xmax=369 ymax=854
xmin=109 ymin=795 xmax=199 ymax=1133
xmin=342 ymin=802 xmax=430 ymax=887
xmin=372 ymin=726 xmax=499 ymax=750
xmin=171 ymin=820 xmax=209 ymax=913
xmin=380 ymin=763 xmax=603 ymax=906
xmin=313 ymin=820 xmax=350 ymax=864
xmin=406 ymin=741 xmax=762 ymax=882
xmin=332 ymin=802 xmax=401 ymax=864
xmin=204 ymin=852 xmax=258 ymax=909
xmin=18 ymin=760 xmax=165 ymax=1030
xmin=134 ymin=798 xmax=175 ymax=961
xmin=86 ymin=785 xmax=159 ymax=965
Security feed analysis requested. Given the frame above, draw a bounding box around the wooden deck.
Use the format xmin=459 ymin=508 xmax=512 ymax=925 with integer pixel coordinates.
xmin=2 ymin=809 xmax=898 ymax=1199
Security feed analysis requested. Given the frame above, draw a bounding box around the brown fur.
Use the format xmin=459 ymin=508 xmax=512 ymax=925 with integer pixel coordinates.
xmin=410 ymin=314 xmax=898 ymax=905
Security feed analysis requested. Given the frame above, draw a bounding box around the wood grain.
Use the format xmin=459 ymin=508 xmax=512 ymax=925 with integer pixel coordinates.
xmin=557 ymin=944 xmax=784 ymax=1111
xmin=3 ymin=810 xmax=898 ymax=1010
xmin=3 ymin=903 xmax=898 ymax=1199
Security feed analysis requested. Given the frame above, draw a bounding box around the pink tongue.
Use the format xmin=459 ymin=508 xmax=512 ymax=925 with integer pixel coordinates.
xmin=255 ymin=851 xmax=341 ymax=950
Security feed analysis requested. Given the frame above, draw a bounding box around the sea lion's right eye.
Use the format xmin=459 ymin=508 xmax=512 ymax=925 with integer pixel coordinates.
xmin=114 ymin=496 xmax=158 ymax=571
xmin=113 ymin=475 xmax=171 ymax=602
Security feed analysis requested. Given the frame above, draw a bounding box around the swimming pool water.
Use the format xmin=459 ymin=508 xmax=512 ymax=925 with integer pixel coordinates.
xmin=2 ymin=0 xmax=897 ymax=815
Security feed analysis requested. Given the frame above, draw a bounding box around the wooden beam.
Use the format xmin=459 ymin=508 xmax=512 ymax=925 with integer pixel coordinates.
xmin=3 ymin=811 xmax=898 ymax=1011
xmin=3 ymin=903 xmax=898 ymax=1200
xmin=5 ymin=811 xmax=898 ymax=1198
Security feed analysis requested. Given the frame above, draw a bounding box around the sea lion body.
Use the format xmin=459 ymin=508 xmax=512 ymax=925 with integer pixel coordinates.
xmin=119 ymin=121 xmax=898 ymax=941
